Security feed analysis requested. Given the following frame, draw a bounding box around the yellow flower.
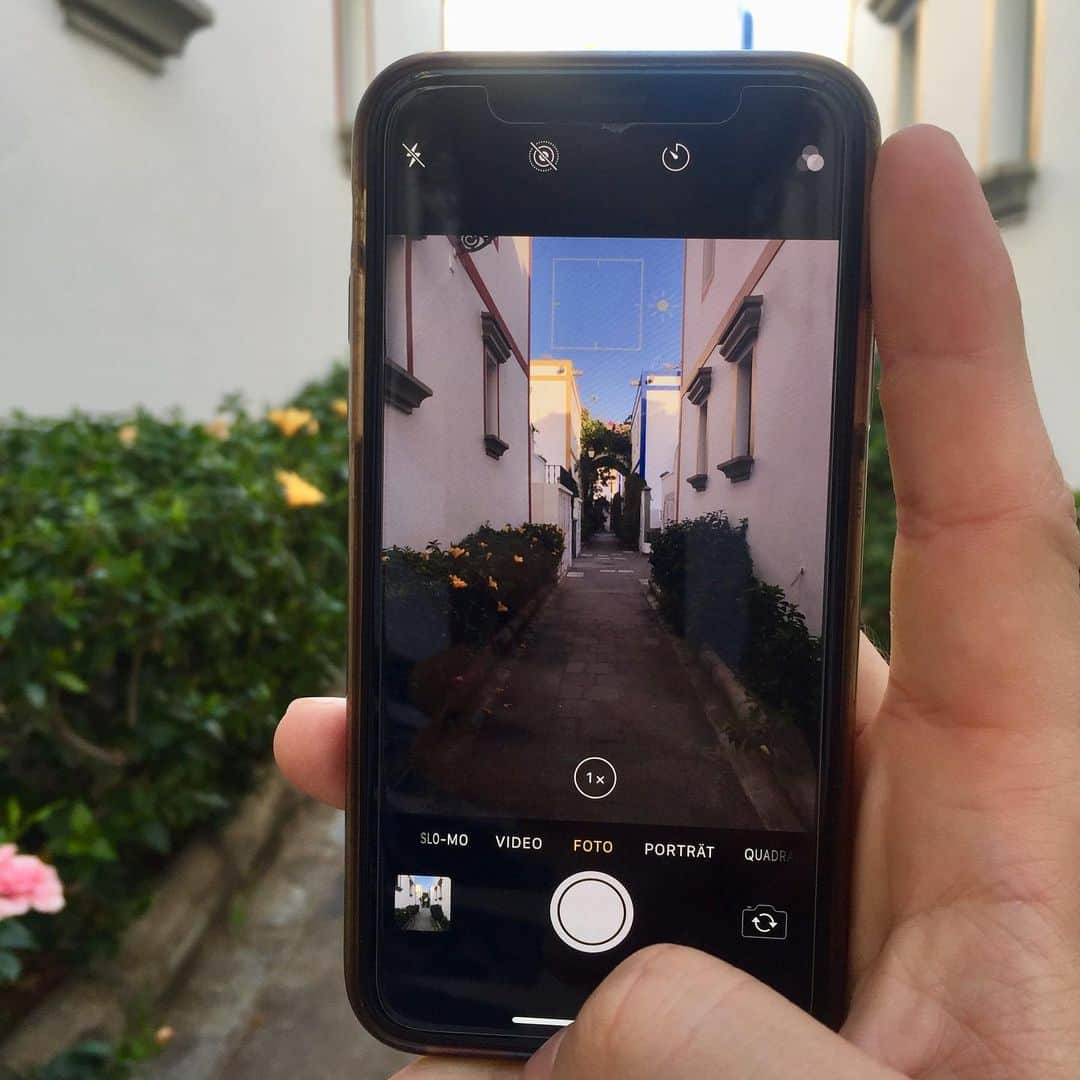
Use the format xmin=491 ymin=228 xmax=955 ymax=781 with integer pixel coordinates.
xmin=117 ymin=424 xmax=138 ymax=448
xmin=268 ymin=407 xmax=315 ymax=437
xmin=513 ymin=555 xmax=524 ymax=564
xmin=487 ymin=577 xmax=498 ymax=590
xmin=496 ymin=602 xmax=508 ymax=613
xmin=449 ymin=546 xmax=467 ymax=559
xmin=479 ymin=541 xmax=488 ymax=548
xmin=305 ymin=418 xmax=320 ymax=435
xmin=275 ymin=469 xmax=325 ymax=507
xmin=331 ymin=398 xmax=348 ymax=418
xmin=486 ymin=552 xmax=492 ymax=559
xmin=203 ymin=416 xmax=232 ymax=441
xmin=450 ymin=574 xmax=467 ymax=589
xmin=155 ymin=1026 xmax=175 ymax=1047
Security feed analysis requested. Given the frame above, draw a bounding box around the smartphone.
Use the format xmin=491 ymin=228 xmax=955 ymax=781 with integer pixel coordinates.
xmin=346 ymin=52 xmax=877 ymax=1056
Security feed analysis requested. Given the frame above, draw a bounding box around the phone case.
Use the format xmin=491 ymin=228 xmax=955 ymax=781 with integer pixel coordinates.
xmin=345 ymin=51 xmax=878 ymax=1057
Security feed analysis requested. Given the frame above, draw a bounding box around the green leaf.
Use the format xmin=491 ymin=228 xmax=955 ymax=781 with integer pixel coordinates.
xmin=139 ymin=820 xmax=170 ymax=854
xmin=53 ymin=671 xmax=89 ymax=694
xmin=24 ymin=682 xmax=47 ymax=709
xmin=0 ymin=919 xmax=37 ymax=951
xmin=82 ymin=490 xmax=101 ymax=517
xmin=0 ymin=948 xmax=22 ymax=984
xmin=87 ymin=837 xmax=118 ymax=861
xmin=69 ymin=802 xmax=94 ymax=834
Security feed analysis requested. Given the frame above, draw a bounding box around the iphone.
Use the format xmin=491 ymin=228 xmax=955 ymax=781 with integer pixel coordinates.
xmin=346 ymin=52 xmax=877 ymax=1056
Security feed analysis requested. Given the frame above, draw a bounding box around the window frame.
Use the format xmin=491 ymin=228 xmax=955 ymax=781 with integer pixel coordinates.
xmin=480 ymin=312 xmax=511 ymax=459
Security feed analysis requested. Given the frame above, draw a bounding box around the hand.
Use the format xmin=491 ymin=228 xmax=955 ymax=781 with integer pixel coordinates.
xmin=275 ymin=126 xmax=1080 ymax=1078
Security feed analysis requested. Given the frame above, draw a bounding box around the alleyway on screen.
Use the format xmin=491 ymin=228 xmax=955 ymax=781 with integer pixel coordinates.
xmin=416 ymin=532 xmax=763 ymax=829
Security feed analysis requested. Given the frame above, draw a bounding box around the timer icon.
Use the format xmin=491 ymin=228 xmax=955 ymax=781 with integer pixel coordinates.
xmin=660 ymin=142 xmax=691 ymax=173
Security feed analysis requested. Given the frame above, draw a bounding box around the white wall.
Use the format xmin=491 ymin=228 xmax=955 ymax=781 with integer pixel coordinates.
xmin=383 ymin=236 xmax=531 ymax=549
xmin=531 ymin=363 xmax=577 ymax=473
xmin=678 ymin=240 xmax=838 ymax=634
xmin=1 ymin=1 xmax=441 ymax=420
xmin=849 ymin=0 xmax=1080 ymax=487
xmin=999 ymin=2 xmax=1080 ymax=488
xmin=643 ymin=384 xmax=680 ymax=526
xmin=531 ymin=479 xmax=574 ymax=572
xmin=372 ymin=0 xmax=443 ymax=75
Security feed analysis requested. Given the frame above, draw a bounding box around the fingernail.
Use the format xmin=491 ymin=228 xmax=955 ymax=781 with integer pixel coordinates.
xmin=524 ymin=1027 xmax=567 ymax=1079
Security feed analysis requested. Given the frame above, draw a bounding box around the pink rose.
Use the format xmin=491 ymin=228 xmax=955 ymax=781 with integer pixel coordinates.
xmin=0 ymin=844 xmax=65 ymax=919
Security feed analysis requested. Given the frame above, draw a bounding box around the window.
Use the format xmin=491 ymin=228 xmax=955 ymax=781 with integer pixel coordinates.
xmin=716 ymin=294 xmax=761 ymax=482
xmin=336 ymin=0 xmax=374 ymax=167
xmin=684 ymin=366 xmax=712 ymax=491
xmin=696 ymin=400 xmax=709 ymax=475
xmin=484 ymin=347 xmax=500 ymax=436
xmin=701 ymin=239 xmax=717 ymax=298
xmin=481 ymin=313 xmax=511 ymax=459
xmin=981 ymin=0 xmax=1040 ymax=220
xmin=896 ymin=10 xmax=918 ymax=129
xmin=734 ymin=356 xmax=752 ymax=460
xmin=987 ymin=0 xmax=1036 ymax=165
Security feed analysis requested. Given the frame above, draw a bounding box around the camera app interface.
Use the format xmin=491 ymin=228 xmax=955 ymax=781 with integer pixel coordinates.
xmin=371 ymin=85 xmax=847 ymax=1038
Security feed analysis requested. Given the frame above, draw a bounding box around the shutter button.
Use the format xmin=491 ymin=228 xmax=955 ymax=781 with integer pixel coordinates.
xmin=550 ymin=871 xmax=634 ymax=953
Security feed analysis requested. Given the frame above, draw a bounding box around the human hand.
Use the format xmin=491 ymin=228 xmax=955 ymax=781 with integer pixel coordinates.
xmin=275 ymin=126 xmax=1080 ymax=1078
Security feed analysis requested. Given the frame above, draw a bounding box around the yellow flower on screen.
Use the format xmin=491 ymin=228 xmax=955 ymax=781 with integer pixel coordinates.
xmin=268 ymin=407 xmax=315 ymax=437
xmin=487 ymin=577 xmax=498 ymax=590
xmin=450 ymin=575 xmax=467 ymax=589
xmin=203 ymin=416 xmax=232 ymax=441
xmin=513 ymin=555 xmax=524 ymax=564
xmin=331 ymin=398 xmax=348 ymax=418
xmin=305 ymin=418 xmax=320 ymax=435
xmin=496 ymin=602 xmax=508 ymax=613
xmin=117 ymin=424 xmax=138 ymax=448
xmin=275 ymin=469 xmax=325 ymax=507
xmin=449 ymin=546 xmax=467 ymax=558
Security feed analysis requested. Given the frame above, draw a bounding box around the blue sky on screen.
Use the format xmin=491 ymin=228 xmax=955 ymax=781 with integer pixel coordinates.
xmin=413 ymin=875 xmax=442 ymax=891
xmin=530 ymin=237 xmax=685 ymax=423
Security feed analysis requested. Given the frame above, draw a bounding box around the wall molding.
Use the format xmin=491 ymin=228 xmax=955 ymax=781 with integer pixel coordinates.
xmin=59 ymin=0 xmax=213 ymax=73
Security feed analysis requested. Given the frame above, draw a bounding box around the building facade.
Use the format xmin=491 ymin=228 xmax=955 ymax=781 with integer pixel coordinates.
xmin=383 ymin=236 xmax=532 ymax=549
xmin=2 ymin=0 xmax=440 ymax=418
xmin=675 ymin=239 xmax=838 ymax=634
xmin=529 ymin=359 xmax=583 ymax=482
xmin=848 ymin=0 xmax=1080 ymax=486
xmin=529 ymin=358 xmax=583 ymax=560
xmin=629 ymin=371 xmax=681 ymax=531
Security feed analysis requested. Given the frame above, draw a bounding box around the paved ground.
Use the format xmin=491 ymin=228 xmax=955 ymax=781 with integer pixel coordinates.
xmin=403 ymin=908 xmax=438 ymax=932
xmin=416 ymin=533 xmax=762 ymax=828
xmin=142 ymin=802 xmax=413 ymax=1080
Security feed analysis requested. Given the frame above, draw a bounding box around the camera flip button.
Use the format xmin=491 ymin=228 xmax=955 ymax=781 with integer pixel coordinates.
xmin=550 ymin=871 xmax=633 ymax=953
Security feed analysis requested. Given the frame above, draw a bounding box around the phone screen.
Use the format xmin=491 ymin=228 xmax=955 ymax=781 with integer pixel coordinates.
xmin=355 ymin=64 xmax=870 ymax=1047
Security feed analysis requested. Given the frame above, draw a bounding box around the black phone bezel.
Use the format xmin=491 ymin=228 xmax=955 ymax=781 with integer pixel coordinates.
xmin=346 ymin=51 xmax=878 ymax=1058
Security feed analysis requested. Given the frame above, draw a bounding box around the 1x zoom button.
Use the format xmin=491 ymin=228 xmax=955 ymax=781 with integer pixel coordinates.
xmin=550 ymin=871 xmax=634 ymax=953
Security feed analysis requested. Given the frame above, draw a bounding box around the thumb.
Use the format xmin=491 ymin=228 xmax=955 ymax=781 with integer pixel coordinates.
xmin=871 ymin=126 xmax=1079 ymax=714
xmin=524 ymin=945 xmax=899 ymax=1079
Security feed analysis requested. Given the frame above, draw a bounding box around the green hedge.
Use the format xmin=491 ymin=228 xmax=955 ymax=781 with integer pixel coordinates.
xmin=0 ymin=365 xmax=349 ymax=998
xmin=649 ymin=511 xmax=754 ymax=660
xmin=649 ymin=511 xmax=821 ymax=740
xmin=862 ymin=369 xmax=896 ymax=651
xmin=383 ymin=522 xmax=563 ymax=654
xmin=615 ymin=473 xmax=645 ymax=550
